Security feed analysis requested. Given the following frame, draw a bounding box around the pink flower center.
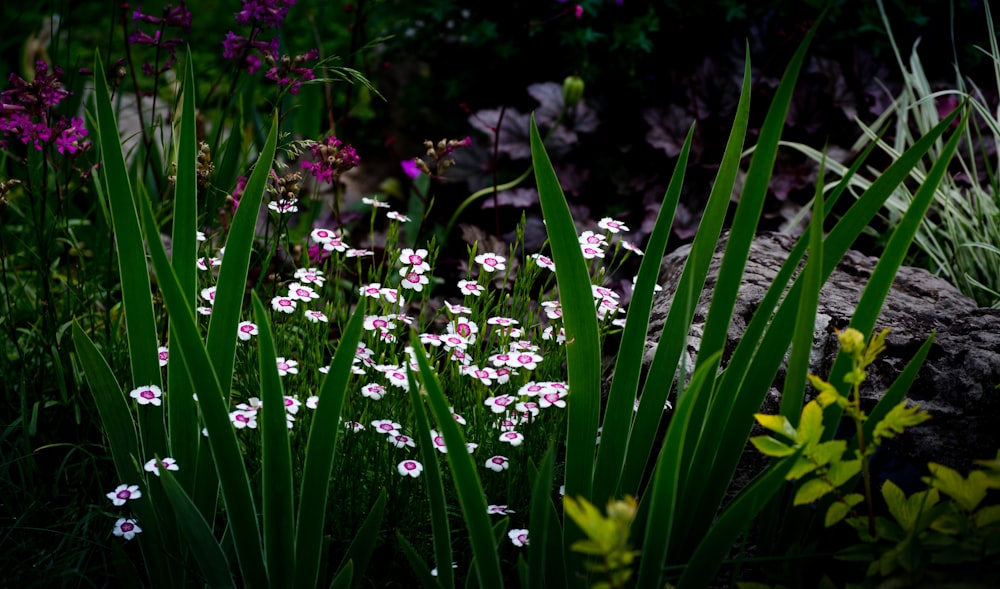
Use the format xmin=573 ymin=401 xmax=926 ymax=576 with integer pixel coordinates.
xmin=121 ymin=522 xmax=134 ymax=532
xmin=409 ymin=255 xmax=422 ymax=265
xmin=279 ymin=299 xmax=291 ymax=307
xmin=374 ymin=319 xmax=387 ymax=329
xmin=518 ymin=355 xmax=532 ymax=363
xmin=141 ymin=390 xmax=154 ymax=399
xmin=485 ymin=258 xmax=497 ymax=267
xmin=403 ymin=462 xmax=417 ymax=471
xmin=117 ymin=490 xmax=131 ymax=500
xmin=406 ymin=273 xmax=418 ymax=282
xmin=457 ymin=325 xmax=471 ymax=337
xmin=236 ymin=414 xmax=249 ymax=423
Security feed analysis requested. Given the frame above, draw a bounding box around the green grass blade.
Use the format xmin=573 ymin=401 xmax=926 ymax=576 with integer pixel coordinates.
xmin=527 ymin=447 xmax=565 ymax=589
xmin=414 ymin=344 xmax=503 ymax=589
xmin=293 ymin=304 xmax=365 ymax=589
xmin=619 ymin=54 xmax=752 ymax=497
xmin=697 ymin=30 xmax=816 ymax=377
xmin=406 ymin=367 xmax=455 ymax=589
xmin=137 ymin=180 xmax=266 ymax=584
xmin=335 ymin=489 xmax=387 ymax=589
xmin=592 ymin=123 xmax=694 ymax=508
xmin=634 ymin=352 xmax=720 ymax=588
xmin=823 ymin=105 xmax=968 ymax=429
xmin=168 ymin=46 xmax=201 ymax=488
xmin=158 ymin=469 xmax=237 ymax=589
xmin=675 ymin=451 xmax=799 ymax=588
xmin=780 ymin=160 xmax=826 ymax=424
xmin=396 ymin=533 xmax=442 ymax=588
xmin=206 ymin=114 xmax=278 ymax=392
xmin=685 ymin=93 xmax=962 ymax=554
xmin=328 ymin=560 xmax=353 ymax=589
xmin=252 ymin=291 xmax=295 ymax=586
xmin=92 ymin=53 xmax=161 ymax=391
xmin=72 ymin=321 xmax=176 ymax=588
xmin=530 ymin=114 xmax=601 ymax=507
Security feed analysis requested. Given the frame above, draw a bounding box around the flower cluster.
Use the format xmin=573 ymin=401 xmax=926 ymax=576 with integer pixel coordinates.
xmin=300 ymin=137 xmax=361 ymax=185
xmin=222 ymin=1 xmax=318 ymax=95
xmin=128 ymin=2 xmax=193 ymax=75
xmin=0 ymin=62 xmax=91 ymax=155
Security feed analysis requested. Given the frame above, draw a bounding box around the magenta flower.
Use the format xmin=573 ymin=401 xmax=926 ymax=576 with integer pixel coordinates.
xmin=301 ymin=137 xmax=360 ymax=184
xmin=400 ymin=158 xmax=421 ymax=179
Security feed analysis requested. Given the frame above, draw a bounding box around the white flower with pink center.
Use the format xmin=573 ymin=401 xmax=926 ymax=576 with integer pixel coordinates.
xmin=387 ymin=211 xmax=411 ymax=223
xmin=488 ymin=504 xmax=515 ymax=515
xmin=230 ymin=409 xmax=258 ymax=429
xmin=237 ymin=321 xmax=258 ymax=341
xmin=113 ymin=518 xmax=142 ymax=540
xmin=106 ymin=484 xmax=142 ymax=506
xmin=485 ymin=455 xmax=510 ymax=472
xmin=591 ymin=285 xmax=619 ymax=300
xmin=622 ymin=240 xmax=644 ymax=256
xmin=449 ymin=348 xmax=472 ymax=365
xmin=371 ymin=419 xmax=402 ymax=435
xmin=597 ymin=297 xmax=621 ymax=319
xmin=441 ymin=333 xmax=471 ymax=351
xmin=444 ymin=300 xmax=472 ymax=314
xmin=361 ymin=383 xmax=387 ymax=401
xmin=200 ymin=286 xmax=217 ymax=305
xmin=358 ymin=282 xmax=382 ymax=299
xmin=486 ymin=316 xmax=518 ymax=328
xmin=294 ymin=267 xmax=326 ymax=286
xmin=419 ymin=333 xmax=443 ymax=347
xmin=597 ymin=217 xmax=629 ymax=233
xmin=305 ymin=310 xmax=328 ymax=323
xmin=578 ymin=230 xmax=607 ymax=246
xmin=474 ymin=252 xmax=506 ymax=273
xmin=283 ymin=396 xmax=301 ymax=414
xmin=541 ymin=300 xmax=563 ymax=319
xmin=129 ymin=384 xmax=163 ymax=407
xmin=484 ymin=395 xmax=516 ymax=414
xmin=488 ymin=352 xmax=511 ymax=367
xmin=287 ymin=282 xmax=320 ymax=302
xmin=310 ymin=227 xmax=337 ymax=243
xmin=275 ymin=357 xmax=298 ymax=376
xmin=447 ymin=316 xmax=479 ymax=341
xmin=362 ymin=315 xmax=396 ymax=332
xmin=343 ymin=421 xmax=364 ymax=432
xmin=499 ymin=431 xmax=525 ymax=446
xmin=387 ymin=434 xmax=416 ymax=448
xmin=397 ymin=460 xmax=423 ymax=477
xmin=346 ymin=248 xmax=373 ymax=258
xmin=508 ymin=352 xmax=542 ymax=370
xmin=398 ymin=248 xmax=430 ymax=274
xmin=380 ymin=287 xmax=400 ymax=303
xmin=363 ymin=196 xmax=390 ymax=208
xmin=581 ymin=245 xmax=605 ymax=260
xmin=539 ymin=391 xmax=568 ymax=409
xmin=143 ymin=457 xmax=179 ymax=476
xmin=157 ymin=346 xmax=169 ymax=367
xmin=466 ymin=366 xmax=498 ymax=386
xmin=508 ymin=528 xmax=529 ymax=547
xmin=322 ymin=236 xmax=349 ymax=252
xmin=270 ymin=296 xmax=297 ymax=314
xmin=530 ymin=253 xmax=556 ymax=271
xmin=429 ymin=429 xmax=448 ymax=453
xmin=457 ymin=279 xmax=485 ymax=297
xmin=542 ymin=325 xmax=566 ymax=344
xmin=399 ymin=269 xmax=429 ymax=292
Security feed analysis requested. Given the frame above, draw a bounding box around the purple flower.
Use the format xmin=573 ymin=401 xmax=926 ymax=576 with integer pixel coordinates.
xmin=0 ymin=62 xmax=91 ymax=155
xmin=235 ymin=0 xmax=297 ymax=29
xmin=400 ymin=158 xmax=421 ymax=179
xmin=301 ymin=137 xmax=360 ymax=184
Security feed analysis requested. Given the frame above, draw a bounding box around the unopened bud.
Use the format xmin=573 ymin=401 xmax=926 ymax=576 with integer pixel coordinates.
xmin=562 ymin=75 xmax=584 ymax=108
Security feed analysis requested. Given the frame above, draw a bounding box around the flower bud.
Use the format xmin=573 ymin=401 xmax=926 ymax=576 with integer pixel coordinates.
xmin=562 ymin=75 xmax=584 ymax=108
xmin=837 ymin=328 xmax=865 ymax=356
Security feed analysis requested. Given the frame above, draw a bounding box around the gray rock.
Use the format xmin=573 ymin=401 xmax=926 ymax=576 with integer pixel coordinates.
xmin=645 ymin=231 xmax=1000 ymax=476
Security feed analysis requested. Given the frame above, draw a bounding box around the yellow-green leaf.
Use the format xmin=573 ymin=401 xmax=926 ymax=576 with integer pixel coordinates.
xmin=828 ymin=458 xmax=862 ymax=488
xmin=808 ymin=440 xmax=847 ymax=469
xmin=787 ymin=456 xmax=819 ymax=480
xmin=796 ymin=401 xmax=824 ymax=446
xmin=974 ymin=504 xmax=1000 ymax=528
xmin=794 ymin=478 xmax=834 ymax=506
xmin=927 ymin=462 xmax=986 ymax=512
xmin=825 ymin=493 xmax=865 ymax=527
xmin=809 ymin=374 xmax=845 ymax=408
xmin=873 ymin=401 xmax=931 ymax=443
xmin=754 ymin=413 xmax=797 ymax=441
xmin=750 ymin=436 xmax=796 ymax=458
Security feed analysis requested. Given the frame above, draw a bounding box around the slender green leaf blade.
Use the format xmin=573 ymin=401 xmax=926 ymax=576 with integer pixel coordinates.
xmin=294 ymin=304 xmax=366 ymax=588
xmin=253 ymin=292 xmax=295 ymax=586
xmin=592 ymin=123 xmax=694 ymax=507
xmin=530 ymin=114 xmax=601 ymax=507
xmin=414 ymin=345 xmax=503 ymax=589
xmin=335 ymin=489 xmax=386 ymax=589
xmin=159 ymin=469 xmax=237 ymax=589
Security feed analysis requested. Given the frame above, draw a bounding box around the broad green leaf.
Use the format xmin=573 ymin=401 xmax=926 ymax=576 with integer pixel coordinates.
xmin=974 ymin=504 xmax=1000 ymax=527
xmin=795 ymin=401 xmax=824 ymax=446
xmin=294 ymin=305 xmax=365 ymax=589
xmin=395 ymin=533 xmax=440 ymax=588
xmin=252 ymin=292 xmax=295 ymax=586
xmin=808 ymin=440 xmax=847 ymax=469
xmin=827 ymin=459 xmax=862 ymax=488
xmin=159 ymin=469 xmax=236 ymax=589
xmin=328 ymin=561 xmax=353 ymax=589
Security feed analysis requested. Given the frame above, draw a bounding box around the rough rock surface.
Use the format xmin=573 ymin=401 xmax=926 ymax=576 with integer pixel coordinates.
xmin=645 ymin=231 xmax=1000 ymax=480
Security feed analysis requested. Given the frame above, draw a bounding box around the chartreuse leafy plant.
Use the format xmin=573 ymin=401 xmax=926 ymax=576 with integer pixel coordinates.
xmin=753 ymin=330 xmax=1000 ymax=587
xmin=73 ymin=51 xmax=373 ymax=587
xmin=562 ymin=495 xmax=641 ymax=589
xmin=403 ymin=15 xmax=969 ymax=588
